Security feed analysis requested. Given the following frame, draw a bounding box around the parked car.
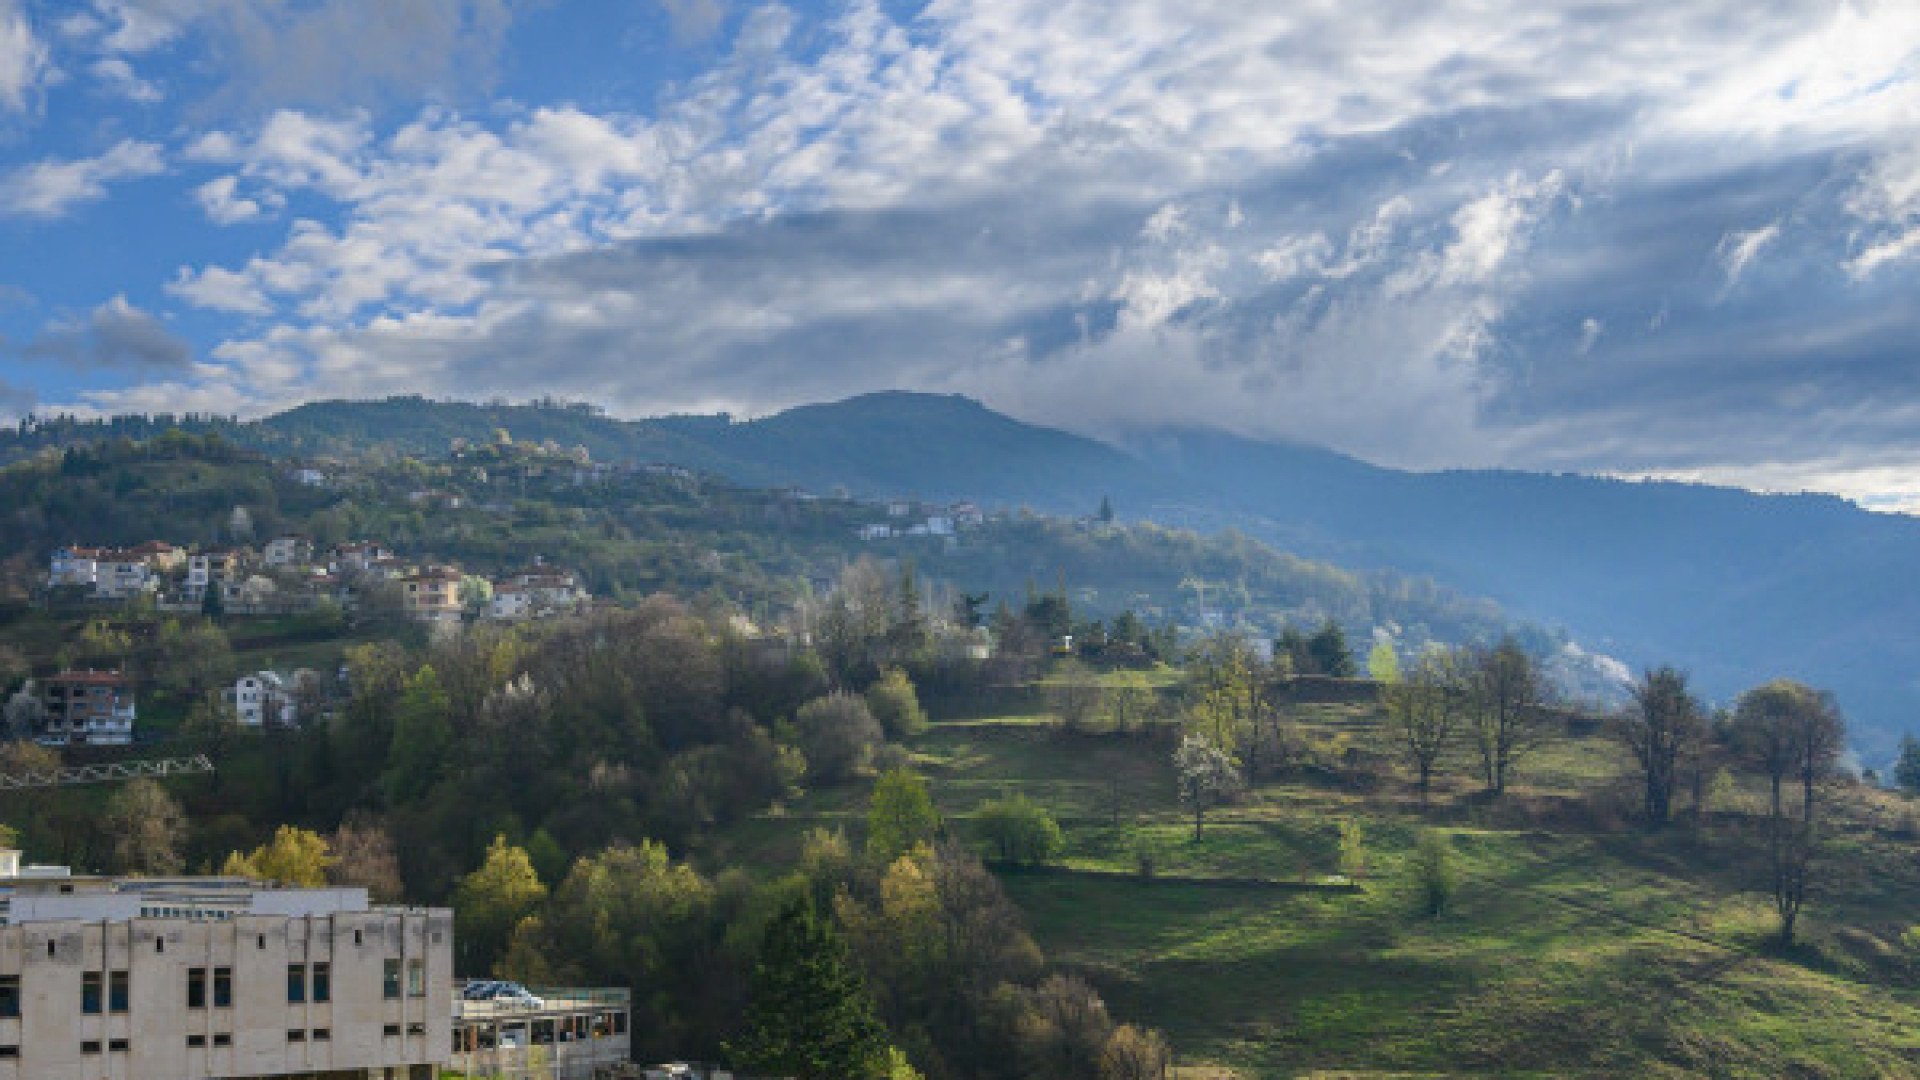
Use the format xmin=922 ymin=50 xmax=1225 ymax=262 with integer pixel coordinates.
xmin=461 ymin=980 xmax=501 ymax=1001
xmin=485 ymin=982 xmax=544 ymax=1009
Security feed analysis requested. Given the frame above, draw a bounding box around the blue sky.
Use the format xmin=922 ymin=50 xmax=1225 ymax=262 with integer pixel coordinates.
xmin=2 ymin=1 xmax=1919 ymax=508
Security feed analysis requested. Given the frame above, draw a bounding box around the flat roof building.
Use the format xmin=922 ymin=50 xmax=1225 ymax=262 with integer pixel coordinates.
xmin=0 ymin=852 xmax=453 ymax=1080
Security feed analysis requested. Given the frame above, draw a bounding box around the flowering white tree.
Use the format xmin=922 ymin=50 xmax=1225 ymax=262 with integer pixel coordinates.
xmin=1174 ymin=734 xmax=1240 ymax=840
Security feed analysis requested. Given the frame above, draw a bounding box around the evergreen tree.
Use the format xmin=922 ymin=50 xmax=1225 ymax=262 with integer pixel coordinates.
xmin=1895 ymin=734 xmax=1920 ymax=795
xmin=731 ymin=899 xmax=892 ymax=1080
xmin=1307 ymin=619 xmax=1356 ymax=678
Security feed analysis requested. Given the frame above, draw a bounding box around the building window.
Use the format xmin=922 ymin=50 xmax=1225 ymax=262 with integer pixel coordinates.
xmin=383 ymin=1023 xmax=401 ymax=1038
xmin=287 ymin=1029 xmax=306 ymax=1043
xmin=108 ymin=1038 xmax=129 ymax=1053
xmin=0 ymin=1046 xmax=17 ymax=1058
xmin=187 ymin=967 xmax=206 ymax=1009
xmin=187 ymin=1034 xmax=206 ymax=1049
xmin=212 ymin=1033 xmax=231 ymax=1048
xmin=81 ymin=1041 xmax=102 ymax=1055
xmin=213 ymin=967 xmax=232 ymax=1008
xmin=287 ymin=963 xmax=306 ymax=1003
xmin=406 ymin=958 xmax=425 ymax=997
xmin=353 ymin=929 xmax=363 ymax=946
xmin=156 ymin=937 xmax=165 ymax=954
xmin=407 ymin=1022 xmax=425 ymax=1036
xmin=0 ymin=976 xmax=17 ymax=1019
xmin=257 ymin=933 xmax=266 ymax=950
xmin=82 ymin=971 xmax=102 ymax=1014
xmin=109 ymin=970 xmax=129 ymax=1013
xmin=312 ymin=1028 xmax=331 ymax=1042
xmin=312 ymin=961 xmax=331 ymax=1003
xmin=383 ymin=959 xmax=401 ymax=1000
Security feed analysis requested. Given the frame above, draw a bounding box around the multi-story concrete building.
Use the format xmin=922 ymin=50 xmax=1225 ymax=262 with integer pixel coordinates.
xmin=400 ymin=567 xmax=464 ymax=623
xmin=0 ymin=850 xmax=453 ymax=1080
xmin=186 ymin=550 xmax=244 ymax=602
xmin=39 ymin=670 xmax=135 ymax=746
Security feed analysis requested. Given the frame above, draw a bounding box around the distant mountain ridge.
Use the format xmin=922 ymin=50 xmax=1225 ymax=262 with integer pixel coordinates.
xmin=10 ymin=391 xmax=1917 ymax=759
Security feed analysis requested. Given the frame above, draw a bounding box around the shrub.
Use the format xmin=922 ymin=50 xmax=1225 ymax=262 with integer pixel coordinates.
xmin=1412 ymin=828 xmax=1457 ymax=917
xmin=794 ymin=693 xmax=883 ymax=784
xmin=974 ymin=795 xmax=1064 ymax=865
xmin=866 ymin=668 xmax=929 ymax=739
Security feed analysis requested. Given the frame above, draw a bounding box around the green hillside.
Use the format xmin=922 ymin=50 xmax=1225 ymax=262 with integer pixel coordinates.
xmin=729 ymin=692 xmax=1920 ymax=1078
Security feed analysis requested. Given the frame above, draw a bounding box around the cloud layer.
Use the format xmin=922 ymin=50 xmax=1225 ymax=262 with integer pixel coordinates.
xmin=10 ymin=0 xmax=1920 ymax=505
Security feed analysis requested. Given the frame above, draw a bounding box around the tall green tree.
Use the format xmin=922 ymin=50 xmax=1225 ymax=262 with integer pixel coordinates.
xmin=383 ymin=665 xmax=452 ymax=804
xmin=866 ymin=768 xmax=940 ymax=863
xmin=731 ymin=899 xmax=892 ymax=1080
xmin=453 ymin=835 xmax=548 ymax=975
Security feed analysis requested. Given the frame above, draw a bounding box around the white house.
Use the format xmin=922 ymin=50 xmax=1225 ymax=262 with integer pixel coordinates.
xmin=487 ymin=568 xmax=587 ymax=620
xmin=225 ymin=671 xmax=298 ymax=727
xmin=263 ymin=533 xmax=314 ymax=567
xmin=47 ymin=546 xmax=103 ymax=590
xmin=186 ymin=549 xmax=245 ymax=601
xmin=924 ymin=515 xmax=955 ymax=536
xmin=857 ymin=524 xmax=894 ymax=541
xmin=90 ymin=555 xmax=156 ymax=600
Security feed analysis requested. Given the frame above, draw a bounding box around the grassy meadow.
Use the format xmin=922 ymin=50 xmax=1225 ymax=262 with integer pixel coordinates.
xmin=726 ymin=685 xmax=1920 ymax=1078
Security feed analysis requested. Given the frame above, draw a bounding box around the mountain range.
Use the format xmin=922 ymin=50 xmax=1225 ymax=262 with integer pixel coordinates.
xmin=13 ymin=391 xmax=1916 ymax=761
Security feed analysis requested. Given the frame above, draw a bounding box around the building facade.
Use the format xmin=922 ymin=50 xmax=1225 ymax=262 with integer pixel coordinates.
xmin=400 ymin=568 xmax=463 ymax=622
xmin=0 ymin=856 xmax=453 ymax=1080
xmin=39 ymin=671 xmax=135 ymax=747
xmin=224 ymin=673 xmax=297 ymax=728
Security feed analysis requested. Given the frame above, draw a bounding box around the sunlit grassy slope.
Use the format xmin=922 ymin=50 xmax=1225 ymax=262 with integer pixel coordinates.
xmin=720 ymin=693 xmax=1920 ymax=1078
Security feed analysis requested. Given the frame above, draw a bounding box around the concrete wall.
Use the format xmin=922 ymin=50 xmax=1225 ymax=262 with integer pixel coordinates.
xmin=0 ymin=908 xmax=452 ymax=1080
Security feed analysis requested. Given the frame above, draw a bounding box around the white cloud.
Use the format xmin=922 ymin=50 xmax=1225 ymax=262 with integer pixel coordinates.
xmin=89 ymin=56 xmax=161 ymax=103
xmin=1577 ymin=317 xmax=1603 ymax=355
xmin=193 ymin=174 xmax=280 ymax=224
xmin=0 ymin=0 xmax=50 ymax=113
xmin=48 ymin=0 xmax=1920 ymax=493
xmin=0 ymin=139 xmax=165 ymax=217
xmin=1716 ymin=222 xmax=1780 ymax=286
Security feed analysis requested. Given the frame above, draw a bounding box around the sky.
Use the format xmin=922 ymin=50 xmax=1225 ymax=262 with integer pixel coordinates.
xmin=1 ymin=1 xmax=1919 ymax=508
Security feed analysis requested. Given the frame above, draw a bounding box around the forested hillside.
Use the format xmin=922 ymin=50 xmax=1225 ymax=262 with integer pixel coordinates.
xmin=8 ymin=392 xmax=1919 ymax=762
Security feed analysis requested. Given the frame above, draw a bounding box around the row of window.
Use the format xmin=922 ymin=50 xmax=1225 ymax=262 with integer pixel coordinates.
xmin=80 ymin=971 xmax=130 ymax=1014
xmin=0 ymin=957 xmax=425 ymax=1021
xmin=185 ymin=967 xmax=232 ymax=1009
xmin=286 ymin=963 xmax=331 ymax=1004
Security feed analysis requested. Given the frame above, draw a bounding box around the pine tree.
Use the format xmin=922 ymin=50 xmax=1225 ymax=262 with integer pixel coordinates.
xmin=730 ymin=900 xmax=891 ymax=1080
xmin=1895 ymin=733 xmax=1920 ymax=795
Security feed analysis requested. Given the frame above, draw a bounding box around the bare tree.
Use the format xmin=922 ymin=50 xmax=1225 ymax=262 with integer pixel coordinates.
xmin=1467 ymin=637 xmax=1549 ymax=795
xmin=1048 ymin=659 xmax=1108 ymax=733
xmin=102 ymin=779 xmax=187 ymax=876
xmin=1383 ymin=648 xmax=1467 ymax=805
xmin=1618 ymin=666 xmax=1704 ymax=829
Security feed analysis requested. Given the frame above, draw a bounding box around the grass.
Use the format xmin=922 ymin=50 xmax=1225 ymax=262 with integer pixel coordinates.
xmin=732 ymin=698 xmax=1920 ymax=1077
